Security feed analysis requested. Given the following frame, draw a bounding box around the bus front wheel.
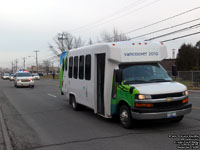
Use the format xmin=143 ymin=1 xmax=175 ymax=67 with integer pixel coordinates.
xmin=119 ymin=105 xmax=133 ymax=129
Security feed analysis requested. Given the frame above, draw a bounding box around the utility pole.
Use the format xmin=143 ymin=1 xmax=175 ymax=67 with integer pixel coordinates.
xmin=172 ymin=49 xmax=175 ymax=59
xmin=11 ymin=61 xmax=14 ymax=73
xmin=33 ymin=50 xmax=40 ymax=73
xmin=58 ymin=33 xmax=67 ymax=51
xmin=22 ymin=57 xmax=26 ymax=70
xmin=15 ymin=59 xmax=18 ymax=72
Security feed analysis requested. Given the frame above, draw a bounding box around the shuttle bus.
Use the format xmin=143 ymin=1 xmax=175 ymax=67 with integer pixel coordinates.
xmin=60 ymin=40 xmax=192 ymax=128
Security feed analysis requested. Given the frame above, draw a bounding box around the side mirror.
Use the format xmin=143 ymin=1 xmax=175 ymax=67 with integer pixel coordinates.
xmin=116 ymin=69 xmax=123 ymax=83
xmin=172 ymin=65 xmax=177 ymax=76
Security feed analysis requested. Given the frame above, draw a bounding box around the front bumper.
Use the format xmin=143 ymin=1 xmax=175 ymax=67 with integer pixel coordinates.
xmin=16 ymin=81 xmax=34 ymax=86
xmin=131 ymin=103 xmax=192 ymax=120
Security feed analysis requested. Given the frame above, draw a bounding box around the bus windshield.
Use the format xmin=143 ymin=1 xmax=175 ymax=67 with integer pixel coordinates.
xmin=119 ymin=63 xmax=172 ymax=84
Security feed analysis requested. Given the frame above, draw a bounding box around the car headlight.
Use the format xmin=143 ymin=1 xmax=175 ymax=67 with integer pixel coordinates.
xmin=184 ymin=90 xmax=189 ymax=96
xmin=136 ymin=94 xmax=152 ymax=100
xmin=17 ymin=79 xmax=21 ymax=82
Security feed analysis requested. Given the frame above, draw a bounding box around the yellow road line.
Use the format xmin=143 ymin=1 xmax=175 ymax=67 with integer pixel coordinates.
xmin=192 ymin=107 xmax=200 ymax=109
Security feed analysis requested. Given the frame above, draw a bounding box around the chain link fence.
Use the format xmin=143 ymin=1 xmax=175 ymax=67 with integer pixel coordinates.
xmin=168 ymin=71 xmax=200 ymax=87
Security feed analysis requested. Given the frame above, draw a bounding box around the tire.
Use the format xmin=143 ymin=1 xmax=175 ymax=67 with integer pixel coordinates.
xmin=119 ymin=105 xmax=133 ymax=129
xmin=171 ymin=116 xmax=184 ymax=123
xmin=71 ymin=96 xmax=80 ymax=111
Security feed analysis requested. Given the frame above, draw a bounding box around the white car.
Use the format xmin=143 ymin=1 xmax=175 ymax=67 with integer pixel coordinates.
xmin=2 ymin=73 xmax=10 ymax=80
xmin=14 ymin=71 xmax=34 ymax=88
xmin=9 ymin=74 xmax=14 ymax=81
xmin=32 ymin=73 xmax=40 ymax=80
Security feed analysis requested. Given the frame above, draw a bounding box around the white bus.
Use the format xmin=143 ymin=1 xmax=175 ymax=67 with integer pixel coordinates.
xmin=60 ymin=40 xmax=192 ymax=128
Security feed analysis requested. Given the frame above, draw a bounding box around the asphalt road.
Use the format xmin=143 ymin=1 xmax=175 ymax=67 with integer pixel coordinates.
xmin=0 ymin=79 xmax=199 ymax=150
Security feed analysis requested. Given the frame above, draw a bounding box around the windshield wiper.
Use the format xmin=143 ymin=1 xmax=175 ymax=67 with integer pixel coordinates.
xmin=149 ymin=79 xmax=171 ymax=82
xmin=124 ymin=80 xmax=149 ymax=84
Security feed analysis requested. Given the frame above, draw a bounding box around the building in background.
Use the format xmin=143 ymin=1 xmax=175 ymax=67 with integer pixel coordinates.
xmin=160 ymin=59 xmax=176 ymax=72
xmin=27 ymin=66 xmax=59 ymax=74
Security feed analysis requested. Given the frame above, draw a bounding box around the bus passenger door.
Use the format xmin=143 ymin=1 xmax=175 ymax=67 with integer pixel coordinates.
xmin=97 ymin=54 xmax=105 ymax=115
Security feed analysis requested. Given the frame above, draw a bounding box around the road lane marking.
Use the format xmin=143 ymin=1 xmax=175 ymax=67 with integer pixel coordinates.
xmin=192 ymin=107 xmax=200 ymax=110
xmin=48 ymin=94 xmax=57 ymax=98
xmin=0 ymin=106 xmax=13 ymax=150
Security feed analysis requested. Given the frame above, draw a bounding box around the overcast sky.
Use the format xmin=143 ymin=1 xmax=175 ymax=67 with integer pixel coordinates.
xmin=0 ymin=0 xmax=200 ymax=69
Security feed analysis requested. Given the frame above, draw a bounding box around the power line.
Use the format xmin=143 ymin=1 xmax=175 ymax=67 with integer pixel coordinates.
xmin=90 ymin=0 xmax=162 ymax=31
xmin=129 ymin=17 xmax=200 ymax=40
xmin=145 ymin=23 xmax=200 ymax=41
xmin=69 ymin=0 xmax=148 ymax=33
xmin=120 ymin=6 xmax=200 ymax=36
xmin=161 ymin=31 xmax=200 ymax=43
xmin=71 ymin=0 xmax=162 ymax=34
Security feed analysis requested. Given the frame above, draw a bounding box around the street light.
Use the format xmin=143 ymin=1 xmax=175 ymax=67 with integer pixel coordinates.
xmin=172 ymin=49 xmax=175 ymax=59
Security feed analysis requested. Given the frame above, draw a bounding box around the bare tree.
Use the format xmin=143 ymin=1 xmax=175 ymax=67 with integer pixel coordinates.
xmin=88 ymin=38 xmax=93 ymax=45
xmin=100 ymin=31 xmax=113 ymax=42
xmin=49 ymin=32 xmax=85 ymax=57
xmin=196 ymin=40 xmax=200 ymax=49
xmin=100 ymin=28 xmax=128 ymax=42
xmin=74 ymin=37 xmax=85 ymax=48
xmin=43 ymin=60 xmax=51 ymax=74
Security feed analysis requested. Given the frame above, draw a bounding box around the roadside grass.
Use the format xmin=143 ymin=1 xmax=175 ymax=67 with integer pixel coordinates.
xmin=41 ymin=75 xmax=59 ymax=79
xmin=175 ymin=79 xmax=200 ymax=90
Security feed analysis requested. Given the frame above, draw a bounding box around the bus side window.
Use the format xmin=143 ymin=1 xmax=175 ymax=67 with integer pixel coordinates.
xmin=65 ymin=58 xmax=68 ymax=71
xmin=73 ymin=56 xmax=78 ymax=79
xmin=79 ymin=55 xmax=84 ymax=79
xmin=85 ymin=55 xmax=91 ymax=80
xmin=69 ymin=57 xmax=73 ymax=78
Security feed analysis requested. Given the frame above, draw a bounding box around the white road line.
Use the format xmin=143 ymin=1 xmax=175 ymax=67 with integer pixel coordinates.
xmin=192 ymin=107 xmax=200 ymax=110
xmin=48 ymin=94 xmax=57 ymax=98
xmin=0 ymin=106 xmax=13 ymax=150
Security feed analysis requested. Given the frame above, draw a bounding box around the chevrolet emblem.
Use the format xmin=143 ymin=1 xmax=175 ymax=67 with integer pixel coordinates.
xmin=166 ymin=97 xmax=172 ymax=102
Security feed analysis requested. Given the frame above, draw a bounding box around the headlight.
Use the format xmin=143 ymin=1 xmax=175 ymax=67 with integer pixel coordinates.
xmin=138 ymin=95 xmax=145 ymax=100
xmin=184 ymin=90 xmax=189 ymax=96
xmin=17 ymin=79 xmax=21 ymax=82
xmin=137 ymin=94 xmax=152 ymax=100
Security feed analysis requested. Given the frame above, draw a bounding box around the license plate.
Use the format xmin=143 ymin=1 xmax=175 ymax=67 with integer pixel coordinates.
xmin=167 ymin=111 xmax=176 ymax=118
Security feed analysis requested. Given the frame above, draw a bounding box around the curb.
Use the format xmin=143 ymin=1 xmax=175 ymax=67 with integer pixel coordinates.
xmin=0 ymin=107 xmax=13 ymax=150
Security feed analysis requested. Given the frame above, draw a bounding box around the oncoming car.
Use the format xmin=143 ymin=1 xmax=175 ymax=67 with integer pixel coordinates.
xmin=14 ymin=71 xmax=34 ymax=88
xmin=9 ymin=74 xmax=14 ymax=81
xmin=32 ymin=73 xmax=40 ymax=80
xmin=2 ymin=72 xmax=10 ymax=80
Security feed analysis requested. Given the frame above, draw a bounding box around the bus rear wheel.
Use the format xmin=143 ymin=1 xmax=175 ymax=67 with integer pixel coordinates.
xmin=71 ymin=96 xmax=80 ymax=111
xmin=119 ymin=105 xmax=133 ymax=129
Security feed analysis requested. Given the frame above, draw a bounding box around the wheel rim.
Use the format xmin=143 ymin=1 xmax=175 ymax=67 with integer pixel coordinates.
xmin=72 ymin=101 xmax=76 ymax=108
xmin=120 ymin=109 xmax=129 ymax=125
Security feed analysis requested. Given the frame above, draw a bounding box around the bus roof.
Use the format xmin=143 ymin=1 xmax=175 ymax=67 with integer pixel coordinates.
xmin=68 ymin=40 xmax=167 ymax=63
